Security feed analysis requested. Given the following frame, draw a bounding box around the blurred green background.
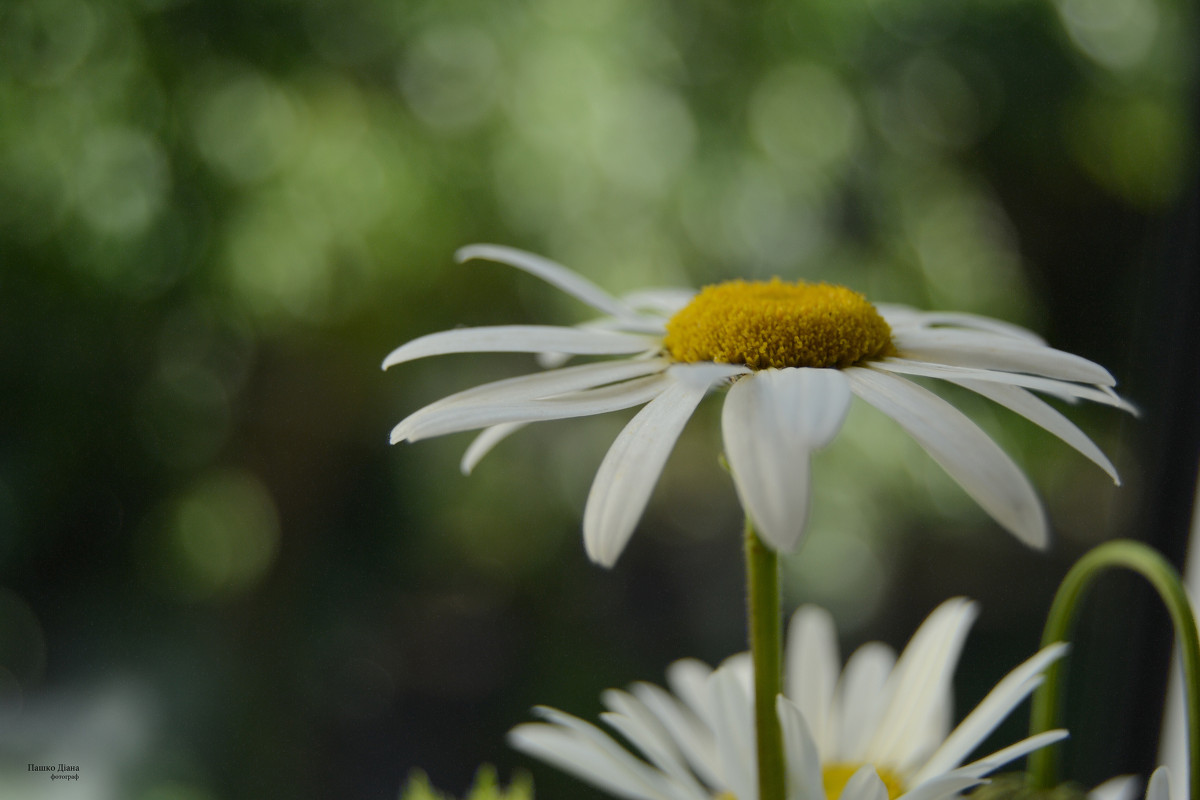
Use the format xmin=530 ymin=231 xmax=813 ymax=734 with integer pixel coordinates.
xmin=0 ymin=0 xmax=1197 ymax=797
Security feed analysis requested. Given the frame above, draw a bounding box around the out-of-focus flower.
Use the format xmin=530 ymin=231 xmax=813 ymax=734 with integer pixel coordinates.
xmin=384 ymin=245 xmax=1133 ymax=566
xmin=509 ymin=597 xmax=1068 ymax=800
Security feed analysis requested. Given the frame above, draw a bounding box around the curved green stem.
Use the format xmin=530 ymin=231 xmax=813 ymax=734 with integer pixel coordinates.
xmin=1027 ymin=539 xmax=1200 ymax=800
xmin=746 ymin=517 xmax=786 ymax=800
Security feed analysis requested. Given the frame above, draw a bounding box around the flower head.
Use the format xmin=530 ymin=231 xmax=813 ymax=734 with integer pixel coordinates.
xmin=509 ymin=597 xmax=1069 ymax=800
xmin=383 ymin=245 xmax=1133 ymax=566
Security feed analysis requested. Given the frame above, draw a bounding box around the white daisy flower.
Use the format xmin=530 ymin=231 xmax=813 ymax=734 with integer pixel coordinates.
xmin=383 ymin=244 xmax=1133 ymax=566
xmin=509 ymin=597 xmax=1069 ymax=800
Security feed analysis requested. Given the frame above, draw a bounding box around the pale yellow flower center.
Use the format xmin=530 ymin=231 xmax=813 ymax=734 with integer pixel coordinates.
xmin=822 ymin=763 xmax=906 ymax=800
xmin=663 ymin=279 xmax=893 ymax=370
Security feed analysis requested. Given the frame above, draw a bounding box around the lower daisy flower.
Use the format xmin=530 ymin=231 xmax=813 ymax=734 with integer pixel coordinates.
xmin=383 ymin=245 xmax=1134 ymax=566
xmin=509 ymin=597 xmax=1069 ymax=800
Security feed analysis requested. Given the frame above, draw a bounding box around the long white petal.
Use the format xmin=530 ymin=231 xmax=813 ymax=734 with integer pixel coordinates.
xmin=846 ymin=367 xmax=1049 ymax=549
xmin=945 ymin=378 xmax=1120 ymax=484
xmin=912 ymin=642 xmax=1069 ymax=783
xmin=833 ymin=642 xmax=896 ymax=762
xmin=632 ymin=681 xmax=723 ymax=790
xmin=394 ymin=375 xmax=668 ymax=443
xmin=600 ymin=692 xmax=711 ymax=800
xmin=891 ymin=328 xmax=1115 ymax=386
xmin=949 ymin=729 xmax=1069 ymax=778
xmin=709 ymin=666 xmax=757 ymax=800
xmin=872 ymin=358 xmax=1134 ymax=412
xmin=877 ymin=306 xmax=1046 ymax=344
xmin=407 ymin=358 xmax=671 ymax=420
xmin=786 ymin=605 xmax=841 ymax=755
xmin=721 ymin=368 xmax=853 ymax=552
xmin=777 ymin=696 xmax=826 ymax=800
xmin=509 ymin=716 xmax=675 ymax=800
xmin=456 ymin=243 xmax=641 ymax=320
xmin=895 ymin=773 xmax=984 ymax=800
xmin=461 ymin=422 xmax=527 ymax=474
xmin=865 ymin=598 xmax=978 ymax=771
xmin=666 ymin=658 xmax=718 ymax=724
xmin=382 ymin=325 xmax=657 ymax=369
xmin=583 ymin=365 xmax=743 ymax=567
xmin=621 ymin=287 xmax=698 ymax=316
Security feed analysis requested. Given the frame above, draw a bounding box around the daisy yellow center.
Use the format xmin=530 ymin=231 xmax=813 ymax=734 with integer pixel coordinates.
xmin=663 ymin=279 xmax=893 ymax=370
xmin=822 ymin=763 xmax=906 ymax=800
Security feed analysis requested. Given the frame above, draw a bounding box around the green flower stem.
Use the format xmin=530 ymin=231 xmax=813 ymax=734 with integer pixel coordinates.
xmin=1027 ymin=539 xmax=1200 ymax=800
xmin=745 ymin=517 xmax=786 ymax=800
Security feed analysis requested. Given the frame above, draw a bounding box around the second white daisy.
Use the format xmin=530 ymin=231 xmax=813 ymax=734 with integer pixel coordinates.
xmin=510 ymin=597 xmax=1069 ymax=800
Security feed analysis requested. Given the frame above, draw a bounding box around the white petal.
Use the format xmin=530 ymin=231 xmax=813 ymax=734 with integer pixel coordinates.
xmin=583 ymin=366 xmax=741 ymax=567
xmin=846 ymin=367 xmax=1049 ymax=549
xmin=408 ymin=358 xmax=671 ymax=419
xmin=601 ymin=691 xmax=709 ymax=799
xmin=785 ymin=605 xmax=840 ymax=755
xmin=393 ymin=374 xmax=668 ymax=443
xmin=895 ymin=772 xmax=983 ymax=800
xmin=666 ymin=659 xmax=717 ymax=722
xmin=873 ymin=358 xmax=1134 ymax=412
xmin=509 ymin=716 xmax=675 ymax=800
xmin=878 ymin=306 xmax=1046 ymax=344
xmin=838 ymin=765 xmax=890 ymax=800
xmin=891 ymin=328 xmax=1116 ymax=386
xmin=947 ymin=378 xmax=1120 ymax=484
xmin=382 ymin=325 xmax=657 ymax=369
xmin=833 ymin=642 xmax=896 ymax=762
xmin=632 ymin=681 xmax=723 ymax=789
xmin=1091 ymin=775 xmax=1141 ymax=800
xmin=865 ymin=598 xmax=978 ymax=771
xmin=621 ymin=287 xmax=698 ymax=316
xmin=461 ymin=423 xmax=526 ymax=474
xmin=708 ymin=666 xmax=757 ymax=800
xmin=912 ymin=642 xmax=1069 ymax=783
xmin=778 ymin=696 xmax=826 ymax=800
xmin=721 ymin=368 xmax=853 ymax=552
xmin=456 ymin=243 xmax=639 ymax=320
xmin=950 ymin=729 xmax=1069 ymax=778
xmin=1146 ymin=767 xmax=1173 ymax=800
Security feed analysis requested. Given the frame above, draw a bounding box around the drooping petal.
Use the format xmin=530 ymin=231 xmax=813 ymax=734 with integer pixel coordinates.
xmin=393 ymin=375 xmax=669 ymax=443
xmin=891 ymin=328 xmax=1116 ymax=386
xmin=833 ymin=642 xmax=896 ymax=762
xmin=845 ymin=367 xmax=1049 ymax=549
xmin=785 ymin=605 xmax=841 ymax=755
xmin=456 ymin=243 xmax=642 ymax=321
xmin=777 ymin=696 xmax=826 ymax=800
xmin=877 ymin=306 xmax=1046 ymax=345
xmin=943 ymin=378 xmax=1120 ymax=484
xmin=872 ymin=358 xmax=1134 ymax=412
xmin=912 ymin=642 xmax=1069 ymax=783
xmin=583 ymin=364 xmax=744 ymax=567
xmin=864 ymin=598 xmax=978 ymax=771
xmin=461 ymin=422 xmax=526 ymax=474
xmin=721 ymin=368 xmax=853 ymax=552
xmin=382 ymin=325 xmax=656 ymax=370
xmin=406 ymin=358 xmax=671 ymax=420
